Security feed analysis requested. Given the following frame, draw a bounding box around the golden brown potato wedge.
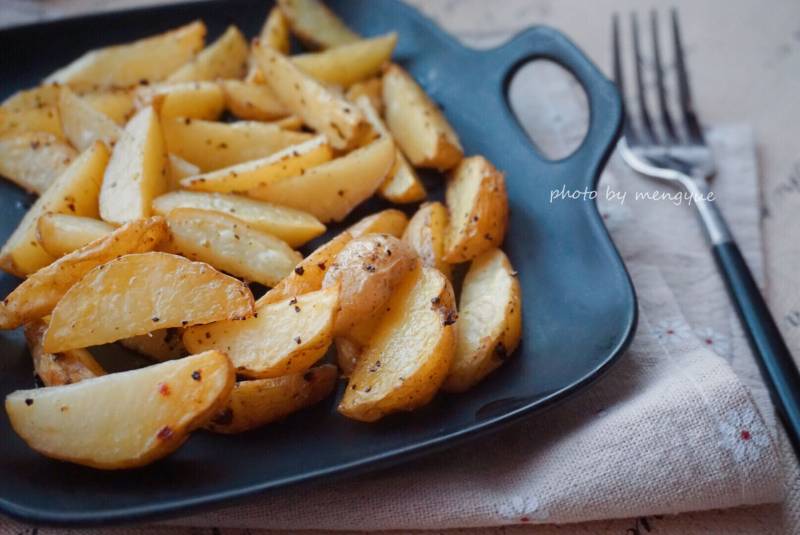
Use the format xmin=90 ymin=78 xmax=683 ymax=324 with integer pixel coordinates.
xmin=254 ymin=45 xmax=371 ymax=150
xmin=180 ymin=135 xmax=332 ymax=193
xmin=277 ymin=0 xmax=359 ymax=49
xmin=443 ymin=156 xmax=508 ymax=263
xmin=58 ymin=87 xmax=122 ymax=151
xmin=346 ymin=77 xmax=383 ymax=115
xmin=402 ymin=201 xmax=451 ymax=279
xmin=273 ymin=115 xmax=304 ymax=130
xmin=26 ymin=319 xmax=105 ymax=387
xmin=347 ymin=208 xmax=409 ymax=238
xmin=44 ymin=21 xmax=207 ymax=91
xmin=99 ymin=106 xmax=167 ymax=225
xmin=338 ymin=264 xmax=456 ymax=422
xmin=152 ymin=190 xmax=325 ymax=248
xmin=220 ymin=79 xmax=290 ymax=121
xmin=355 ymin=95 xmax=426 ymax=204
xmin=383 ymin=64 xmax=463 ymax=170
xmin=36 ymin=214 xmax=115 ymax=258
xmin=259 ymin=6 xmax=291 ymax=54
xmin=135 ymin=82 xmax=225 ymax=120
xmin=0 ymin=142 xmax=108 ymax=277
xmin=322 ymin=234 xmax=417 ymax=334
xmin=5 ymin=350 xmax=234 ymax=469
xmin=81 ymin=89 xmax=136 ymax=125
xmin=0 ymin=106 xmax=63 ymax=139
xmin=44 ymin=252 xmax=254 ymax=353
xmin=2 ymin=84 xmax=61 ymax=112
xmin=0 ymin=133 xmax=77 ymax=194
xmin=206 ymin=364 xmax=337 ymax=434
xmin=293 ymin=33 xmax=397 ymax=87
xmin=184 ymin=285 xmax=339 ymax=378
xmin=0 ymin=217 xmax=167 ymax=329
xmin=247 ymin=135 xmax=394 ymax=223
xmin=443 ymin=248 xmax=521 ymax=392
xmin=162 ymin=117 xmax=312 ymax=172
xmin=120 ymin=328 xmax=187 ymax=361
xmin=162 ymin=208 xmax=301 ymax=287
xmin=167 ymin=25 xmax=248 ymax=82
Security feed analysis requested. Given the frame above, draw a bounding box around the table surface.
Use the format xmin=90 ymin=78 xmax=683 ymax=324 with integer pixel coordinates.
xmin=1 ymin=1 xmax=798 ymax=533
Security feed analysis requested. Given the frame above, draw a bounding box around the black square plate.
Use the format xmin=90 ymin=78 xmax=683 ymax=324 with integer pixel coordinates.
xmin=0 ymin=0 xmax=635 ymax=526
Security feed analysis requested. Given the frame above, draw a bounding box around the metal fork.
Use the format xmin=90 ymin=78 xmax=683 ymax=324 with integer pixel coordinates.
xmin=613 ymin=10 xmax=800 ymax=457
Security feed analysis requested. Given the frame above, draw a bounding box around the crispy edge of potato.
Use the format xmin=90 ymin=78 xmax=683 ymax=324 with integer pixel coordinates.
xmin=277 ymin=0 xmax=360 ymax=49
xmin=25 ymin=318 xmax=106 ymax=387
xmin=0 ymin=132 xmax=77 ymax=194
xmin=292 ymin=33 xmax=397 ymax=87
xmin=402 ymin=201 xmax=452 ymax=279
xmin=205 ymin=364 xmax=337 ymax=433
xmin=167 ymin=25 xmax=249 ymax=83
xmin=443 ymin=155 xmax=509 ymax=263
xmin=348 ymin=208 xmax=408 ymax=238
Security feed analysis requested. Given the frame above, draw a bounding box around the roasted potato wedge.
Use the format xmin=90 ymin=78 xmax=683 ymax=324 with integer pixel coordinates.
xmin=44 ymin=252 xmax=254 ymax=353
xmin=220 ymin=79 xmax=290 ymax=121
xmin=184 ymin=285 xmax=339 ymax=378
xmin=0 ymin=106 xmax=63 ymax=139
xmin=259 ymin=6 xmax=291 ymax=54
xmin=162 ymin=117 xmax=311 ymax=171
xmin=443 ymin=156 xmax=508 ymax=263
xmin=383 ymin=64 xmax=463 ymax=170
xmin=26 ymin=319 xmax=105 ymax=387
xmin=180 ymin=135 xmax=332 ymax=193
xmin=293 ymin=33 xmax=397 ymax=87
xmin=81 ymin=89 xmax=136 ymax=125
xmin=254 ymin=45 xmax=371 ymax=150
xmin=247 ymin=135 xmax=394 ymax=222
xmin=338 ymin=264 xmax=456 ymax=422
xmin=153 ymin=191 xmax=325 ymax=248
xmin=167 ymin=25 xmax=248 ymax=82
xmin=99 ymin=106 xmax=167 ymax=225
xmin=346 ymin=77 xmax=383 ymax=115
xmin=322 ymin=234 xmax=417 ymax=334
xmin=206 ymin=364 xmax=337 ymax=434
xmin=162 ymin=208 xmax=301 ymax=287
xmin=348 ymin=208 xmax=409 ymax=238
xmin=277 ymin=0 xmax=359 ymax=49
xmin=58 ymin=87 xmax=122 ymax=151
xmin=5 ymin=350 xmax=234 ymax=469
xmin=120 ymin=328 xmax=187 ymax=361
xmin=2 ymin=84 xmax=61 ymax=112
xmin=0 ymin=141 xmax=108 ymax=277
xmin=402 ymin=201 xmax=451 ymax=279
xmin=0 ymin=217 xmax=166 ymax=329
xmin=443 ymin=249 xmax=521 ymax=392
xmin=167 ymin=153 xmax=201 ymax=190
xmin=355 ymin=95 xmax=426 ymax=204
xmin=135 ymin=82 xmax=225 ymax=120
xmin=36 ymin=214 xmax=114 ymax=258
xmin=44 ymin=21 xmax=207 ymax=91
xmin=0 ymin=133 xmax=77 ymax=194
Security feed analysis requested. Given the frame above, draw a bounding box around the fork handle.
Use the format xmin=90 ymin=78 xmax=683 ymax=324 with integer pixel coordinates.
xmin=713 ymin=240 xmax=800 ymax=454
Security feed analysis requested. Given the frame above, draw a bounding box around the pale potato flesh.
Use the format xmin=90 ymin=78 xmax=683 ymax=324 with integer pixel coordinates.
xmin=0 ymin=133 xmax=77 ymax=194
xmin=0 ymin=141 xmax=108 ymax=277
xmin=322 ymin=234 xmax=417 ymax=334
xmin=221 ymin=80 xmax=290 ymax=121
xmin=99 ymin=106 xmax=168 ymax=225
xmin=153 ymin=190 xmax=325 ymax=248
xmin=259 ymin=7 xmax=291 ymax=53
xmin=120 ymin=328 xmax=187 ymax=361
xmin=26 ymin=319 xmax=105 ymax=387
xmin=293 ymin=33 xmax=397 ymax=87
xmin=2 ymin=84 xmax=61 ymax=112
xmin=402 ymin=201 xmax=452 ymax=279
xmin=206 ymin=364 xmax=337 ymax=434
xmin=443 ymin=156 xmax=508 ymax=263
xmin=247 ymin=135 xmax=395 ymax=223
xmin=44 ymin=21 xmax=207 ymax=91
xmin=383 ymin=64 xmax=463 ymax=170
xmin=443 ymin=248 xmax=522 ymax=392
xmin=254 ymin=45 xmax=371 ymax=150
xmin=167 ymin=153 xmax=201 ymax=190
xmin=184 ymin=285 xmax=339 ymax=378
xmin=81 ymin=89 xmax=136 ymax=125
xmin=5 ymin=350 xmax=234 ymax=469
xmin=36 ymin=214 xmax=115 ymax=258
xmin=44 ymin=252 xmax=254 ymax=353
xmin=162 ymin=117 xmax=312 ymax=171
xmin=348 ymin=208 xmax=408 ymax=238
xmin=0 ymin=217 xmax=167 ymax=329
xmin=162 ymin=208 xmax=301 ymax=287
xmin=167 ymin=25 xmax=248 ymax=82
xmin=338 ymin=264 xmax=457 ymax=422
xmin=277 ymin=0 xmax=359 ymax=49
xmin=58 ymin=87 xmax=122 ymax=151
xmin=181 ymin=135 xmax=333 ymax=193
xmin=135 ymin=82 xmax=225 ymax=120
xmin=0 ymin=106 xmax=63 ymax=139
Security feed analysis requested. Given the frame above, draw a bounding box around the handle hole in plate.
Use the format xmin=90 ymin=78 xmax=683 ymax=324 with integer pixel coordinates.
xmin=507 ymin=59 xmax=589 ymax=161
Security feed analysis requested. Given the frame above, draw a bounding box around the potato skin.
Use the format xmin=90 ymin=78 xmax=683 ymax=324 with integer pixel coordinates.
xmin=322 ymin=234 xmax=417 ymax=335
xmin=403 ymin=201 xmax=452 ymax=280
